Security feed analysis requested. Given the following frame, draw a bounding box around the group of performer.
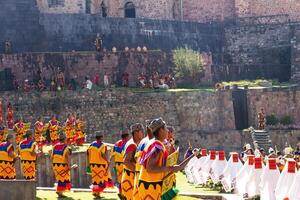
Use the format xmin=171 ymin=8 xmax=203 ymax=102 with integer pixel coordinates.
xmin=0 ymin=117 xmax=199 ymax=199
xmin=185 ymin=143 xmax=300 ymax=200
xmin=0 ymin=113 xmax=86 ymax=149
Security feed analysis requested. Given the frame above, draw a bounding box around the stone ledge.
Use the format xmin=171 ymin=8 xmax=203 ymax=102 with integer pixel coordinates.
xmin=0 ymin=180 xmax=36 ymax=200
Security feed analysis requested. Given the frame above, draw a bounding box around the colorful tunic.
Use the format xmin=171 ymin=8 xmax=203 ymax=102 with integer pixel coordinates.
xmin=0 ymin=126 xmax=7 ymax=143
xmin=49 ymin=120 xmax=59 ymax=144
xmin=121 ymin=139 xmax=137 ymax=200
xmin=52 ymin=142 xmax=71 ymax=192
xmin=19 ymin=139 xmax=36 ymax=180
xmin=88 ymin=141 xmax=114 ymax=194
xmin=138 ymin=140 xmax=169 ymax=200
xmin=75 ymin=120 xmax=85 ymax=145
xmin=64 ymin=119 xmax=75 ymax=144
xmin=133 ymin=136 xmax=151 ymax=199
xmin=34 ymin=121 xmax=45 ymax=147
xmin=111 ymin=139 xmax=127 ymax=193
xmin=14 ymin=122 xmax=25 ymax=145
xmin=0 ymin=141 xmax=15 ymax=179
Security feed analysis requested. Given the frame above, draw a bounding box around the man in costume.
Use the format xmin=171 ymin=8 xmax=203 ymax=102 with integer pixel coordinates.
xmin=258 ymin=108 xmax=266 ymax=130
xmin=121 ymin=123 xmax=144 ymax=200
xmin=6 ymin=102 xmax=14 ymax=129
xmin=13 ymin=119 xmax=26 ymax=145
xmin=75 ymin=114 xmax=85 ymax=145
xmin=210 ymin=151 xmax=227 ymax=184
xmin=19 ymin=130 xmax=37 ymax=180
xmin=138 ymin=118 xmax=198 ymax=200
xmin=87 ymin=131 xmax=114 ymax=198
xmin=133 ymin=120 xmax=152 ymax=199
xmin=51 ymin=132 xmax=72 ymax=198
xmin=0 ymin=134 xmax=16 ymax=179
xmin=34 ymin=117 xmax=45 ymax=150
xmin=111 ymin=130 xmax=130 ymax=199
xmin=48 ymin=115 xmax=60 ymax=145
xmin=64 ymin=114 xmax=75 ymax=144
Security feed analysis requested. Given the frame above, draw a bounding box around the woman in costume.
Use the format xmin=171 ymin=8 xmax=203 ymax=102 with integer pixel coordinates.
xmin=75 ymin=114 xmax=85 ymax=145
xmin=64 ymin=114 xmax=75 ymax=144
xmin=14 ymin=119 xmax=26 ymax=145
xmin=51 ymin=132 xmax=72 ymax=198
xmin=0 ymin=134 xmax=16 ymax=179
xmin=121 ymin=123 xmax=144 ymax=200
xmin=19 ymin=130 xmax=37 ymax=180
xmin=111 ymin=130 xmax=130 ymax=199
xmin=138 ymin=118 xmax=197 ymax=200
xmin=34 ymin=117 xmax=45 ymax=150
xmin=48 ymin=115 xmax=60 ymax=145
xmin=87 ymin=131 xmax=114 ymax=198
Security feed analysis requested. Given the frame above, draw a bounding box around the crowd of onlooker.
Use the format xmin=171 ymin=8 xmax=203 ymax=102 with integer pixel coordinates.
xmin=9 ymin=70 xmax=176 ymax=93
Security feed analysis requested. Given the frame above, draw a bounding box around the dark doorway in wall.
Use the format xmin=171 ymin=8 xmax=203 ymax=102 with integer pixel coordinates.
xmin=86 ymin=0 xmax=91 ymax=14
xmin=232 ymin=88 xmax=249 ymax=130
xmin=124 ymin=2 xmax=136 ymax=18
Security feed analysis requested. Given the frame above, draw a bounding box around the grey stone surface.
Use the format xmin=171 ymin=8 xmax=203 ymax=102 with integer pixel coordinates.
xmin=0 ymin=180 xmax=36 ymax=200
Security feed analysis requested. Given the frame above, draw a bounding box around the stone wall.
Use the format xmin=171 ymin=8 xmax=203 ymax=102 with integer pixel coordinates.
xmin=0 ymin=179 xmax=36 ymax=200
xmin=247 ymin=87 xmax=300 ymax=128
xmin=0 ymin=90 xmax=235 ymax=143
xmin=0 ymin=51 xmax=213 ymax=86
xmin=218 ymin=22 xmax=291 ymax=82
xmin=235 ymin=0 xmax=300 ymax=22
xmin=182 ymin=0 xmax=235 ymax=22
xmin=37 ymin=0 xmax=86 ymax=13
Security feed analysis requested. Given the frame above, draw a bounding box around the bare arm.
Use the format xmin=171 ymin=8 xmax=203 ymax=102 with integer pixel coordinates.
xmin=123 ymin=151 xmax=136 ymax=171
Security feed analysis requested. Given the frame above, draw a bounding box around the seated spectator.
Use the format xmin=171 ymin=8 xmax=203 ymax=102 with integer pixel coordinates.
xmin=85 ymin=76 xmax=93 ymax=90
xmin=23 ymin=79 xmax=32 ymax=92
xmin=122 ymin=72 xmax=129 ymax=87
xmin=37 ymin=79 xmax=46 ymax=92
xmin=93 ymin=73 xmax=100 ymax=86
xmin=138 ymin=73 xmax=146 ymax=88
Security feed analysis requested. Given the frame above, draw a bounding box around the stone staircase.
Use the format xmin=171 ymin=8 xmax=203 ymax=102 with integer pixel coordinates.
xmin=250 ymin=128 xmax=272 ymax=151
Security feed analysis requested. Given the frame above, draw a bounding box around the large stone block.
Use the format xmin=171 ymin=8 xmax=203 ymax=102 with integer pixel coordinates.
xmin=0 ymin=180 xmax=36 ymax=200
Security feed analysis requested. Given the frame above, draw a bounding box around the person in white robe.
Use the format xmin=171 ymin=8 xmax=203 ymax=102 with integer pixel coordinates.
xmin=185 ymin=155 xmax=198 ymax=183
xmin=235 ymin=154 xmax=255 ymax=196
xmin=260 ymin=158 xmax=280 ymax=200
xmin=287 ymin=168 xmax=300 ymax=200
xmin=275 ymin=159 xmax=297 ymax=200
xmin=220 ymin=152 xmax=243 ymax=192
xmin=210 ymin=151 xmax=227 ymax=184
xmin=191 ymin=148 xmax=209 ymax=184
xmin=201 ymin=150 xmax=217 ymax=184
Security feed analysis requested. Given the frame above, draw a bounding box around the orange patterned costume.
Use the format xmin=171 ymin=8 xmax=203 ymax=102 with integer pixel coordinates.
xmin=87 ymin=141 xmax=114 ymax=195
xmin=48 ymin=120 xmax=60 ymax=144
xmin=64 ymin=119 xmax=75 ymax=144
xmin=34 ymin=121 xmax=45 ymax=148
xmin=0 ymin=141 xmax=16 ymax=179
xmin=52 ymin=142 xmax=72 ymax=192
xmin=75 ymin=119 xmax=85 ymax=145
xmin=19 ymin=138 xmax=36 ymax=180
xmin=14 ymin=121 xmax=26 ymax=145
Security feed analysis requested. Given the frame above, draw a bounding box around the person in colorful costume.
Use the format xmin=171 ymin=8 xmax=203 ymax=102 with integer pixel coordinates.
xmin=64 ymin=114 xmax=75 ymax=144
xmin=51 ymin=133 xmax=72 ymax=198
xmin=6 ymin=102 xmax=14 ymax=129
xmin=34 ymin=117 xmax=45 ymax=150
xmin=133 ymin=120 xmax=152 ymax=199
xmin=138 ymin=118 xmax=197 ymax=200
xmin=0 ymin=134 xmax=16 ymax=179
xmin=48 ymin=115 xmax=60 ymax=145
xmin=0 ymin=125 xmax=7 ymax=143
xmin=19 ymin=130 xmax=37 ymax=180
xmin=111 ymin=130 xmax=130 ymax=199
xmin=13 ymin=119 xmax=26 ymax=145
xmin=75 ymin=114 xmax=85 ymax=145
xmin=121 ymin=123 xmax=144 ymax=200
xmin=87 ymin=131 xmax=114 ymax=198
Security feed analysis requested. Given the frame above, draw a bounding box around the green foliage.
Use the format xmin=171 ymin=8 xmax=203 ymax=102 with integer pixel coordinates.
xmin=266 ymin=114 xmax=279 ymax=125
xmin=172 ymin=48 xmax=204 ymax=80
xmin=280 ymin=115 xmax=293 ymax=125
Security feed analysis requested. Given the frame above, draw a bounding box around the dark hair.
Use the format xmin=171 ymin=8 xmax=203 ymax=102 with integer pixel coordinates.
xmin=121 ymin=133 xmax=129 ymax=139
xmin=96 ymin=135 xmax=103 ymax=140
xmin=153 ymin=125 xmax=165 ymax=138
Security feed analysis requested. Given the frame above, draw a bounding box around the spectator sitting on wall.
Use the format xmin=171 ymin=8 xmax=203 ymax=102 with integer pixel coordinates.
xmin=104 ymin=73 xmax=109 ymax=88
xmin=56 ymin=70 xmax=65 ymax=91
xmin=50 ymin=78 xmax=57 ymax=92
xmin=23 ymin=79 xmax=32 ymax=92
xmin=122 ymin=72 xmax=129 ymax=87
xmin=152 ymin=72 xmax=160 ymax=89
xmin=85 ymin=76 xmax=93 ymax=90
xmin=93 ymin=73 xmax=100 ymax=86
xmin=69 ymin=76 xmax=78 ymax=90
xmin=13 ymin=78 xmax=19 ymax=91
xmin=37 ymin=79 xmax=46 ymax=92
xmin=157 ymin=79 xmax=169 ymax=90
xmin=138 ymin=73 xmax=146 ymax=88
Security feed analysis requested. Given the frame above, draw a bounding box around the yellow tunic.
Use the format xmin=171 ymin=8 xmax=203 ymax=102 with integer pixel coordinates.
xmin=34 ymin=121 xmax=45 ymax=144
xmin=75 ymin=120 xmax=85 ymax=145
xmin=121 ymin=139 xmax=137 ymax=200
xmin=19 ymin=139 xmax=36 ymax=180
xmin=138 ymin=140 xmax=168 ymax=200
xmin=14 ymin=122 xmax=26 ymax=145
xmin=0 ymin=141 xmax=16 ymax=179
xmin=88 ymin=141 xmax=113 ymax=193
xmin=52 ymin=142 xmax=71 ymax=192
xmin=49 ymin=120 xmax=59 ymax=144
